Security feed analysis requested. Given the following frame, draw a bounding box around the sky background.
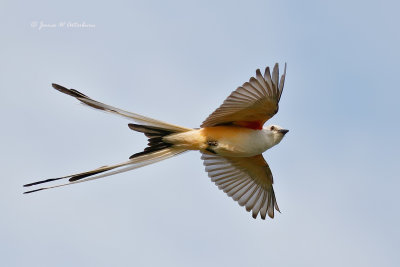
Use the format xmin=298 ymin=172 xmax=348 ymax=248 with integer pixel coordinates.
xmin=1 ymin=0 xmax=399 ymax=266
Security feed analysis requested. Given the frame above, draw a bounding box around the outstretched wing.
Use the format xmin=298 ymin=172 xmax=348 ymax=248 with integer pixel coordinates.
xmin=201 ymin=153 xmax=280 ymax=219
xmin=201 ymin=63 xmax=286 ymax=129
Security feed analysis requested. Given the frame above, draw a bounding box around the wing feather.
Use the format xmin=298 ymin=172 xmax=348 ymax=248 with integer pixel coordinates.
xmin=255 ymin=69 xmax=269 ymax=95
xmin=201 ymin=153 xmax=279 ymax=219
xmin=252 ymin=191 xmax=267 ymax=219
xmin=272 ymin=64 xmax=279 ymax=96
xmin=201 ymin=63 xmax=286 ymax=128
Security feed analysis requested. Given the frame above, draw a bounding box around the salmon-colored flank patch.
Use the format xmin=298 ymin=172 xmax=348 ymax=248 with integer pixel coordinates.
xmin=233 ymin=121 xmax=263 ymax=130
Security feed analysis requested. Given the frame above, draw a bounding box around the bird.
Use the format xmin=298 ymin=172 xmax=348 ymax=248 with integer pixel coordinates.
xmin=23 ymin=63 xmax=289 ymax=220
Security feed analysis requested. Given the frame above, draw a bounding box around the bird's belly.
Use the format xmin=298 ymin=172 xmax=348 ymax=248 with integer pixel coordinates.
xmin=213 ymin=138 xmax=267 ymax=157
xmin=164 ymin=126 xmax=271 ymax=157
xmin=200 ymin=126 xmax=270 ymax=157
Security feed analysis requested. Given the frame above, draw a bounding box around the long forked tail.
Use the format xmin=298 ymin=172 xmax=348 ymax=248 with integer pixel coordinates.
xmin=51 ymin=83 xmax=192 ymax=132
xmin=23 ymin=84 xmax=192 ymax=194
xmin=23 ymin=147 xmax=186 ymax=194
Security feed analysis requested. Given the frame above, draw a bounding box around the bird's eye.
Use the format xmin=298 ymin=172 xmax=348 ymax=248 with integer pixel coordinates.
xmin=270 ymin=126 xmax=275 ymax=131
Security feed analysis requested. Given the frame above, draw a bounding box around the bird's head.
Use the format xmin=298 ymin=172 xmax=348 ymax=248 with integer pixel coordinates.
xmin=265 ymin=124 xmax=289 ymax=145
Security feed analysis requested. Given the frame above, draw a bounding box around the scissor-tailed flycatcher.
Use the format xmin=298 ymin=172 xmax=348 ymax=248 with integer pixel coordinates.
xmin=24 ymin=63 xmax=288 ymax=220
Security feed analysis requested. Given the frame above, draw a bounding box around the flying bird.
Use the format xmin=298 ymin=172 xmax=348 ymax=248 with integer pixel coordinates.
xmin=24 ymin=63 xmax=289 ymax=220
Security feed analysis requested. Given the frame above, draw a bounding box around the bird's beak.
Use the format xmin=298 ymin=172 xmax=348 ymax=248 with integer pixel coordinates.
xmin=279 ymin=129 xmax=289 ymax=135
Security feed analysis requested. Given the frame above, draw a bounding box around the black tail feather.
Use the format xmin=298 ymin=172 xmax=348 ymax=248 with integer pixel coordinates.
xmin=23 ymin=165 xmax=118 ymax=189
xmin=128 ymin=124 xmax=175 ymax=159
xmin=24 ymin=177 xmax=65 ymax=187
xmin=24 ymin=188 xmax=46 ymax=194
xmin=68 ymin=168 xmax=111 ymax=182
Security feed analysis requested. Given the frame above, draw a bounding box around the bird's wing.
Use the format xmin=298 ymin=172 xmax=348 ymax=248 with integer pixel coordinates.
xmin=201 ymin=63 xmax=286 ymax=129
xmin=201 ymin=153 xmax=280 ymax=219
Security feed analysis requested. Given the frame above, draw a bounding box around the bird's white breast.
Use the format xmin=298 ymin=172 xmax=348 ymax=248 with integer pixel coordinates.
xmin=214 ymin=128 xmax=274 ymax=157
xmin=164 ymin=127 xmax=275 ymax=157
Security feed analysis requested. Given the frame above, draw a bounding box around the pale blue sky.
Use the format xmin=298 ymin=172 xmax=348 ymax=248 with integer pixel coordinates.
xmin=1 ymin=0 xmax=399 ymax=266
